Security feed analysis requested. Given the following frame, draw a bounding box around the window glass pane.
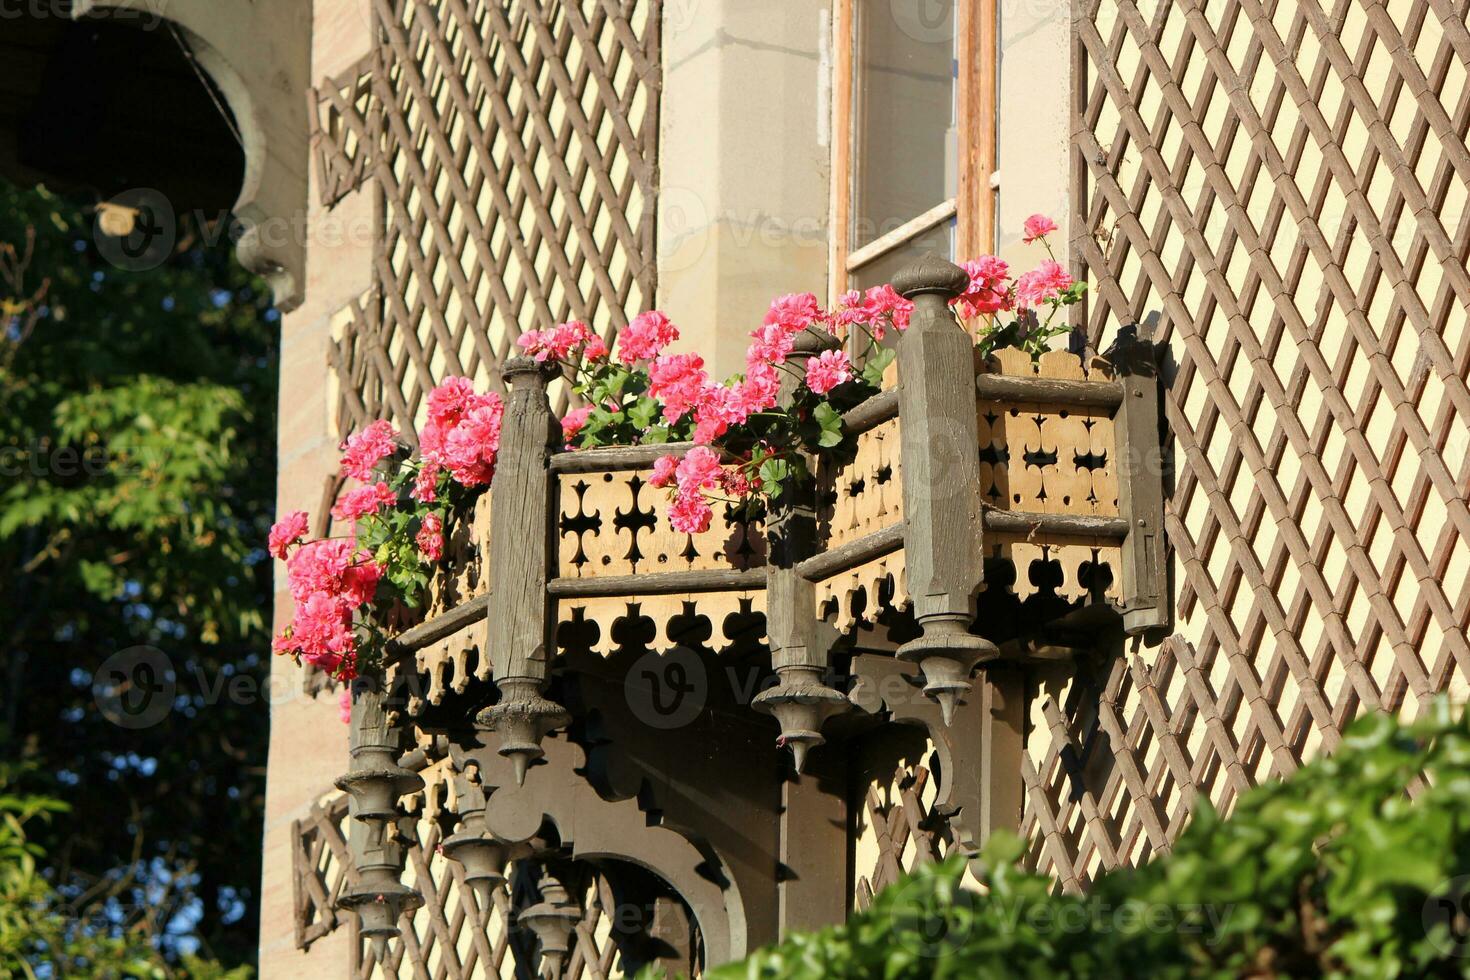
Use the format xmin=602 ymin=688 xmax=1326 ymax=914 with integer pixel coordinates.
xmin=852 ymin=1 xmax=957 ymax=251
xmin=851 ymin=219 xmax=955 ymax=292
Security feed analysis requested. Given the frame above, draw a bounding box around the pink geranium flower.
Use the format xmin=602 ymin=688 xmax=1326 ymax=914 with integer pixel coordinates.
xmin=763 ymin=293 xmax=826 ymax=334
xmin=746 ymin=323 xmax=796 ymax=366
xmin=438 ymin=396 xmax=505 ymax=487
xmin=339 ymin=419 xmax=399 ymax=482
xmin=668 ymin=494 xmax=713 ymax=534
xmin=268 ymin=510 xmax=310 ymax=559
xmin=804 ymin=349 xmax=852 ymax=395
xmin=833 ymin=285 xmax=913 ymax=339
xmin=617 ymin=310 xmax=679 ymax=364
xmin=339 ymin=557 xmax=382 ymax=608
xmin=517 ymin=320 xmax=596 ymax=363
xmin=1022 ymin=214 xmax=1058 ymax=243
xmin=289 ymin=592 xmax=357 ymax=668
xmin=1015 ymin=260 xmax=1074 ymax=309
xmin=416 ymin=512 xmax=444 ymax=562
xmin=338 ymin=688 xmax=352 ymax=724
xmin=736 ymin=363 xmax=780 ymax=415
xmin=561 ymin=406 xmax=594 ymax=446
xmin=411 ymin=463 xmax=441 ymax=503
xmin=954 ymin=256 xmax=1012 ymax=319
xmin=286 ymin=538 xmax=353 ymax=601
xmin=648 ymin=352 xmax=708 ymax=422
xmin=331 ymin=482 xmax=396 ymax=523
xmin=649 ymin=454 xmax=679 ymax=488
xmin=426 ymin=377 xmax=476 ymax=428
xmin=692 ymin=385 xmax=738 ymax=445
xmin=674 ymin=445 xmax=725 ymax=495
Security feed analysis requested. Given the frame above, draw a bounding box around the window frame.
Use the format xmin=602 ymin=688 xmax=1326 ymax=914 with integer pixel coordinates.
xmin=828 ymin=0 xmax=997 ymax=302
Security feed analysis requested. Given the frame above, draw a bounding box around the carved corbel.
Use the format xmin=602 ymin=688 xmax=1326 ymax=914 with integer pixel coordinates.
xmin=848 ymin=651 xmax=1023 ymax=851
xmin=891 ymin=256 xmax=997 ymax=722
xmin=478 ymin=357 xmax=570 ymax=784
xmin=473 ymin=735 xmax=746 ymax=966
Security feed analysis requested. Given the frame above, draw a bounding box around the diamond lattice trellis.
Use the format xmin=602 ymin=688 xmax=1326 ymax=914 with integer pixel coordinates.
xmin=316 ymin=0 xmax=662 ymax=440
xmin=1022 ymin=0 xmax=1470 ymax=888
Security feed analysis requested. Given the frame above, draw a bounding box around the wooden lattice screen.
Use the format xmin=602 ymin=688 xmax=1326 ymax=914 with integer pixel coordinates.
xmin=1022 ymin=0 xmax=1470 ymax=887
xmin=315 ymin=0 xmax=662 ymax=438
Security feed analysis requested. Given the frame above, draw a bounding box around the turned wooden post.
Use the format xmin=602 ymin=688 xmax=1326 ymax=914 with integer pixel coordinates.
xmin=752 ymin=328 xmax=848 ymax=773
xmin=477 ymin=356 xmax=568 ymax=784
xmin=336 ymin=679 xmax=424 ymax=961
xmin=891 ymin=255 xmax=996 ymax=722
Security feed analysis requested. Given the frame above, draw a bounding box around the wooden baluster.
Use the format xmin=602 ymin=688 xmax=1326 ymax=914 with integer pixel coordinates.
xmin=753 ymin=328 xmax=848 ymax=773
xmin=477 ymin=356 xmax=568 ymax=784
xmin=891 ymin=255 xmax=997 ymax=723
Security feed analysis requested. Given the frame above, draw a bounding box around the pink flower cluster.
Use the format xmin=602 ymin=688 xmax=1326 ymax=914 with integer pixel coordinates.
xmin=271 ymin=375 xmax=508 ymax=681
xmin=834 ymin=285 xmax=913 ymax=340
xmin=518 ymin=320 xmax=607 ymax=362
xmin=339 ymin=419 xmax=399 ymax=482
xmin=271 ymin=537 xmax=384 ymax=675
xmin=419 ymin=377 xmax=505 ymax=488
xmin=561 ymin=405 xmax=594 ymax=446
xmin=269 ymin=510 xmax=309 ymax=560
xmin=331 ymin=481 xmax=395 ymax=522
xmin=649 ymin=446 xmax=754 ymax=534
xmin=805 ymin=349 xmax=852 ymax=394
xmin=955 ymin=256 xmax=1012 ymax=319
xmin=682 ymin=291 xmax=858 ymax=445
xmin=416 ymin=512 xmax=444 ymax=562
xmin=1023 ymin=213 xmax=1058 ymax=243
xmin=617 ymin=310 xmax=679 ymax=364
xmin=951 ymin=214 xmax=1073 ymax=318
xmin=1015 ymin=260 xmax=1074 ymax=310
xmin=649 ymin=352 xmax=708 ymax=422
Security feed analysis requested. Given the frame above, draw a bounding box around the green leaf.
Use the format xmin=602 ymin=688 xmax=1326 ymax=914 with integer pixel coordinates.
xmin=860 ymin=347 xmax=896 ymax=387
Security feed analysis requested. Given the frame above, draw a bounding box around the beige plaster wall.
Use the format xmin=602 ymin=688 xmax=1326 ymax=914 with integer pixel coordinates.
xmin=996 ymin=0 xmax=1071 ymax=264
xmin=657 ymin=0 xmax=834 ymax=376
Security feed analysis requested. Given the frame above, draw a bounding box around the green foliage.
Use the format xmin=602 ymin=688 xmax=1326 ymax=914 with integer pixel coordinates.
xmin=708 ymin=703 xmax=1470 ymax=979
xmin=0 ymin=178 xmax=274 ymax=971
xmin=0 ymin=767 xmax=255 ymax=980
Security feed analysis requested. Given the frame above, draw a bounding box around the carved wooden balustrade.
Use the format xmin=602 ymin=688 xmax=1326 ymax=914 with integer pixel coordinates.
xmin=329 ymin=257 xmax=1166 ymax=977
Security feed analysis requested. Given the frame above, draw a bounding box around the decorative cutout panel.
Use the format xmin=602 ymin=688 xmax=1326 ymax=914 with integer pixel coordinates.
xmin=815 ymin=550 xmax=909 ymax=635
xmin=977 ymin=349 xmax=1118 ymax=517
xmin=556 ymin=470 xmax=765 ymax=578
xmin=819 ymin=417 xmax=905 ymax=550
